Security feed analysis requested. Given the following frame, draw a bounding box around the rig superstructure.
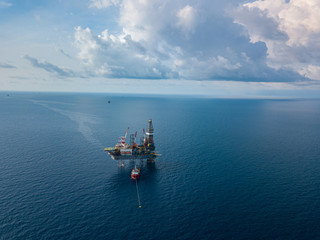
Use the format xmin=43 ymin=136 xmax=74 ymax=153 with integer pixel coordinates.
xmin=104 ymin=119 xmax=159 ymax=165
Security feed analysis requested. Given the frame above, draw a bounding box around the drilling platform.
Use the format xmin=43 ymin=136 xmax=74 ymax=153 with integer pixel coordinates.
xmin=104 ymin=119 xmax=159 ymax=166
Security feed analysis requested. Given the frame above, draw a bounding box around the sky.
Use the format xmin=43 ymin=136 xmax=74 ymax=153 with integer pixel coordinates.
xmin=1 ymin=0 xmax=320 ymax=98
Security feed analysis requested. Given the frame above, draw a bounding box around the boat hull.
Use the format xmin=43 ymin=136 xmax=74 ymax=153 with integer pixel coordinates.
xmin=131 ymin=168 xmax=140 ymax=180
xmin=131 ymin=174 xmax=140 ymax=180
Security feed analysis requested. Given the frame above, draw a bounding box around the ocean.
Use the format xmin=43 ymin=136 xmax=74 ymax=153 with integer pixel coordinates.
xmin=1 ymin=92 xmax=320 ymax=239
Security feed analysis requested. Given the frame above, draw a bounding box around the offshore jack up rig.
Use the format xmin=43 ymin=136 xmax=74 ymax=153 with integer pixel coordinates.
xmin=104 ymin=119 xmax=159 ymax=208
xmin=104 ymin=119 xmax=159 ymax=174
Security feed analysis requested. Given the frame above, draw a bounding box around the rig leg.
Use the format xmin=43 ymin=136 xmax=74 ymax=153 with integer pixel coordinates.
xmin=118 ymin=160 xmax=124 ymax=167
xmin=147 ymin=158 xmax=156 ymax=163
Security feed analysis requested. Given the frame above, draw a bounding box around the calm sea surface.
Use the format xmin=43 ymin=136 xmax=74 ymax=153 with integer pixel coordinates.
xmin=1 ymin=92 xmax=320 ymax=239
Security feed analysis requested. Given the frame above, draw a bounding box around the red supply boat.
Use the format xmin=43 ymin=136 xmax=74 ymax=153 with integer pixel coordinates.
xmin=131 ymin=167 xmax=140 ymax=180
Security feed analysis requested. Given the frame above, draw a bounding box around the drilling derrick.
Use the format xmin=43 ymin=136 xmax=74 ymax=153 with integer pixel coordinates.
xmin=146 ymin=119 xmax=155 ymax=150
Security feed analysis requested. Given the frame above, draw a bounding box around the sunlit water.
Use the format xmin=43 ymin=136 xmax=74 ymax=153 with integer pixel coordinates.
xmin=1 ymin=93 xmax=320 ymax=239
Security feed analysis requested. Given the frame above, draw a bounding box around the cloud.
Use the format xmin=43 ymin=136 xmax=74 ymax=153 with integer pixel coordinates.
xmin=74 ymin=26 xmax=175 ymax=79
xmin=0 ymin=62 xmax=16 ymax=69
xmin=176 ymin=5 xmax=197 ymax=36
xmin=74 ymin=27 xmax=99 ymax=65
xmin=70 ymin=0 xmax=307 ymax=82
xmin=299 ymin=65 xmax=320 ymax=80
xmin=0 ymin=1 xmax=12 ymax=8
xmin=57 ymin=48 xmax=72 ymax=59
xmin=9 ymin=76 xmax=29 ymax=80
xmin=89 ymin=0 xmax=119 ymax=8
xmin=73 ymin=1 xmax=235 ymax=80
xmin=74 ymin=25 xmax=259 ymax=80
xmin=24 ymin=55 xmax=77 ymax=78
xmin=232 ymin=0 xmax=320 ymax=80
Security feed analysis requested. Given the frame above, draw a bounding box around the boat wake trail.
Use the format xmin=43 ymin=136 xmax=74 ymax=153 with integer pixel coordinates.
xmin=31 ymin=100 xmax=103 ymax=149
xmin=135 ymin=180 xmax=142 ymax=208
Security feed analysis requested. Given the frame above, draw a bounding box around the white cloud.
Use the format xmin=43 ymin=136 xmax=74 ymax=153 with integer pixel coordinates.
xmin=119 ymin=0 xmax=171 ymax=42
xmin=74 ymin=26 xmax=99 ymax=64
xmin=89 ymin=0 xmax=119 ymax=8
xmin=74 ymin=0 xmax=253 ymax=80
xmin=74 ymin=26 xmax=177 ymax=79
xmin=0 ymin=1 xmax=12 ymax=8
xmin=175 ymin=56 xmax=241 ymax=80
xmin=176 ymin=5 xmax=197 ymax=36
xmin=233 ymin=0 xmax=320 ymax=80
xmin=4 ymin=0 xmax=320 ymax=96
xmin=73 ymin=24 xmax=247 ymax=80
xmin=60 ymin=0 xmax=308 ymax=83
xmin=299 ymin=65 xmax=320 ymax=80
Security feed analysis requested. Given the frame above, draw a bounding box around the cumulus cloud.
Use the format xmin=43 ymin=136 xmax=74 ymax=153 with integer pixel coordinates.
xmin=70 ymin=0 xmax=307 ymax=81
xmin=74 ymin=0 xmax=249 ymax=80
xmin=74 ymin=26 xmax=176 ymax=79
xmin=176 ymin=5 xmax=197 ymax=36
xmin=233 ymin=0 xmax=320 ymax=80
xmin=299 ymin=65 xmax=320 ymax=80
xmin=74 ymin=25 xmax=254 ymax=80
xmin=174 ymin=56 xmax=241 ymax=80
xmin=89 ymin=0 xmax=119 ymax=8
xmin=74 ymin=27 xmax=99 ymax=65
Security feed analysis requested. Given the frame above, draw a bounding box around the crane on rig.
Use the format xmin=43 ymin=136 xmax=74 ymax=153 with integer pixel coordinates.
xmin=115 ymin=127 xmax=129 ymax=149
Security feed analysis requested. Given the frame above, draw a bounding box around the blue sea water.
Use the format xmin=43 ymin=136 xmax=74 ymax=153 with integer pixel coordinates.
xmin=1 ymin=92 xmax=320 ymax=239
